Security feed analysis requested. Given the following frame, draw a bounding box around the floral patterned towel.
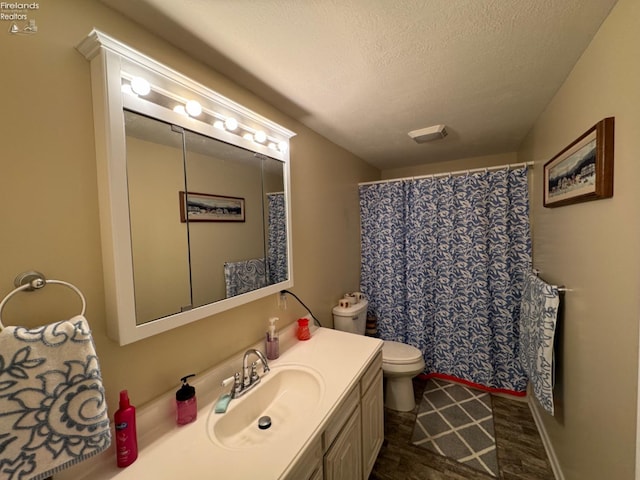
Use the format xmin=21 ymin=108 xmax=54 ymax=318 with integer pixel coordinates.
xmin=224 ymin=258 xmax=267 ymax=297
xmin=0 ymin=316 xmax=110 ymax=480
xmin=519 ymin=271 xmax=560 ymax=415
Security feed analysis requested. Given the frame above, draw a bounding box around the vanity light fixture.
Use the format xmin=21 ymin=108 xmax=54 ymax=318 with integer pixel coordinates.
xmin=185 ymin=100 xmax=202 ymax=117
xmin=254 ymin=130 xmax=267 ymax=143
xmin=224 ymin=117 xmax=239 ymax=131
xmin=119 ymin=72 xmax=290 ymax=150
xmin=130 ymin=76 xmax=151 ymax=96
xmin=121 ymin=84 xmax=135 ymax=96
xmin=173 ymin=105 xmax=187 ymax=116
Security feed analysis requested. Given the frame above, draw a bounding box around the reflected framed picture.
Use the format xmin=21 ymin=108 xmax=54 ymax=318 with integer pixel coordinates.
xmin=179 ymin=191 xmax=245 ymax=222
xmin=543 ymin=117 xmax=614 ymax=208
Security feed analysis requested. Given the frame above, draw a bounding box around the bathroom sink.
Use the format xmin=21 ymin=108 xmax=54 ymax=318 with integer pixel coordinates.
xmin=208 ymin=365 xmax=325 ymax=449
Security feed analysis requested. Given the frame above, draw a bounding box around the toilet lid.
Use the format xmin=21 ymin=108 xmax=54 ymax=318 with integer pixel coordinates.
xmin=382 ymin=341 xmax=423 ymax=364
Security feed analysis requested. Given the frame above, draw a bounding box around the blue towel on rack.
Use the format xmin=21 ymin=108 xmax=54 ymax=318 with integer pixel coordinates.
xmin=0 ymin=316 xmax=111 ymax=480
xmin=519 ymin=271 xmax=560 ymax=415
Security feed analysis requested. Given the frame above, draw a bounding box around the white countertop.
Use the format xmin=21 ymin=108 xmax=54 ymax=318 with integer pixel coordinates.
xmin=57 ymin=327 xmax=382 ymax=480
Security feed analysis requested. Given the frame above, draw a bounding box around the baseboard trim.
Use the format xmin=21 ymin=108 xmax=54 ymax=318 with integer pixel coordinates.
xmin=528 ymin=398 xmax=565 ymax=480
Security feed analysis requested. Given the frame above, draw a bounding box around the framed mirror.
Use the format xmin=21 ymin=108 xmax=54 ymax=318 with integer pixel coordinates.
xmin=78 ymin=30 xmax=294 ymax=345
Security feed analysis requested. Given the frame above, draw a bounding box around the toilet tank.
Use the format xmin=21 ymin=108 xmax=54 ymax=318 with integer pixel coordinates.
xmin=332 ymin=299 xmax=368 ymax=335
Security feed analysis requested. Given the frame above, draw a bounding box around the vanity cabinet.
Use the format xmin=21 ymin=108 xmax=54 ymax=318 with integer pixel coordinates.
xmin=361 ymin=369 xmax=384 ymax=477
xmin=324 ymin=405 xmax=362 ymax=480
xmin=289 ymin=350 xmax=383 ymax=480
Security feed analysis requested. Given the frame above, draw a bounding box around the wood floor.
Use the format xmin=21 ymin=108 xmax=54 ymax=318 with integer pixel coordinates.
xmin=369 ymin=377 xmax=555 ymax=480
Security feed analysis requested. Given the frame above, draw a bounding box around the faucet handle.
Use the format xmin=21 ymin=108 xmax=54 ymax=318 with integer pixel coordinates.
xmin=250 ymin=362 xmax=260 ymax=383
xmin=222 ymin=372 xmax=243 ymax=396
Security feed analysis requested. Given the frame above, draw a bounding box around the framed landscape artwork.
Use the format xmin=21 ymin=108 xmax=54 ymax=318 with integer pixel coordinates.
xmin=543 ymin=117 xmax=614 ymax=208
xmin=179 ymin=192 xmax=245 ymax=222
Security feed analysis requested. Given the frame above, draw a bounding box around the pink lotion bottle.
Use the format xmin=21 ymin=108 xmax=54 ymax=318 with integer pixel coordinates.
xmin=114 ymin=390 xmax=138 ymax=468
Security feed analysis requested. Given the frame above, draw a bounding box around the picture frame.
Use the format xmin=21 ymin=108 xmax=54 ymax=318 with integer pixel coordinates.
xmin=179 ymin=191 xmax=245 ymax=222
xmin=543 ymin=117 xmax=614 ymax=208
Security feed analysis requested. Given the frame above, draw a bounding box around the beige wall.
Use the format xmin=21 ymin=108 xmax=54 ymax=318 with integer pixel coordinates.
xmin=0 ymin=0 xmax=378 ymax=420
xmin=519 ymin=0 xmax=640 ymax=478
xmin=381 ymin=151 xmax=518 ymax=179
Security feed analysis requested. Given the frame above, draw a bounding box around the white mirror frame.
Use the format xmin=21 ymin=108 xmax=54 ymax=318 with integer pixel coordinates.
xmin=77 ymin=30 xmax=295 ymax=345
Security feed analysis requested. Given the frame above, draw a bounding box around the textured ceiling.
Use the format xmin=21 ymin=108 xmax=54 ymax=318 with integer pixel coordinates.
xmin=100 ymin=0 xmax=618 ymax=170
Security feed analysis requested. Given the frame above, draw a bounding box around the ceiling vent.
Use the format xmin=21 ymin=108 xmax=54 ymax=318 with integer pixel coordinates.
xmin=408 ymin=124 xmax=448 ymax=143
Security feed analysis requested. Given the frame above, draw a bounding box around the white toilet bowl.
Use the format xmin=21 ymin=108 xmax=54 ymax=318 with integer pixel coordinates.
xmin=332 ymin=299 xmax=425 ymax=412
xmin=381 ymin=340 xmax=425 ymax=412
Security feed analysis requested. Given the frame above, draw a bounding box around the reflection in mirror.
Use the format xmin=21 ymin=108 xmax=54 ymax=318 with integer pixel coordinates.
xmin=263 ymin=156 xmax=287 ymax=285
xmin=184 ymin=129 xmax=267 ymax=306
xmin=125 ymin=111 xmax=191 ymax=325
xmin=124 ymin=110 xmax=288 ymax=326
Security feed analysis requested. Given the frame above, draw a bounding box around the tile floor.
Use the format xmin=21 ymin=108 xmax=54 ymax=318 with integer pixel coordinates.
xmin=369 ymin=377 xmax=555 ymax=480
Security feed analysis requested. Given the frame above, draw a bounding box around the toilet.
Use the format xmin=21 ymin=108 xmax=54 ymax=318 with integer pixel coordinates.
xmin=332 ymin=299 xmax=425 ymax=412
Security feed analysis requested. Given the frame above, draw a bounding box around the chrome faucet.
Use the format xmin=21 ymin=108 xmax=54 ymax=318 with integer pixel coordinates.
xmin=221 ymin=349 xmax=271 ymax=400
xmin=242 ymin=349 xmax=270 ymax=388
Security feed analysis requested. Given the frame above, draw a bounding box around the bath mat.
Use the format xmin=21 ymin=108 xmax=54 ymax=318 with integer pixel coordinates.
xmin=411 ymin=378 xmax=498 ymax=477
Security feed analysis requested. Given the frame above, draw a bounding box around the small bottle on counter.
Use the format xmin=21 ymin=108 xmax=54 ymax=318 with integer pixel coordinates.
xmin=176 ymin=374 xmax=198 ymax=426
xmin=297 ymin=317 xmax=311 ymax=341
xmin=114 ymin=390 xmax=138 ymax=468
xmin=266 ymin=317 xmax=279 ymax=360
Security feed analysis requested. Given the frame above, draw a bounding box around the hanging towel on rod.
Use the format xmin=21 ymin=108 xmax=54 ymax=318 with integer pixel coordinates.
xmin=0 ymin=315 xmax=111 ymax=480
xmin=519 ymin=270 xmax=561 ymax=415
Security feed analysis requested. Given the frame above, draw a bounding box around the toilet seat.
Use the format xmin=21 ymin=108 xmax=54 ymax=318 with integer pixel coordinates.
xmin=382 ymin=340 xmax=423 ymax=364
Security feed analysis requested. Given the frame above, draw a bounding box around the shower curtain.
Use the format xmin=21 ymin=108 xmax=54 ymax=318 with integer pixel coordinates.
xmin=267 ymin=192 xmax=287 ymax=284
xmin=359 ymin=167 xmax=531 ymax=393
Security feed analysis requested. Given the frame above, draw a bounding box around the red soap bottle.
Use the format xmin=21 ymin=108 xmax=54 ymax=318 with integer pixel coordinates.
xmin=297 ymin=318 xmax=311 ymax=340
xmin=114 ymin=390 xmax=138 ymax=468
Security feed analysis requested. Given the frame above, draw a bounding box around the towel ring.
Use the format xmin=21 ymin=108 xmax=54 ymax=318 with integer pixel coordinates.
xmin=0 ymin=271 xmax=87 ymax=330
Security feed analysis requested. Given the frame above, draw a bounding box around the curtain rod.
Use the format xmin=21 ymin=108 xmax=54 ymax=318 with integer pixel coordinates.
xmin=358 ymin=161 xmax=534 ymax=186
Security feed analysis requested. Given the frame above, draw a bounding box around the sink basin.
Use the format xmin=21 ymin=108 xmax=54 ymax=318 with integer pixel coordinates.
xmin=208 ymin=364 xmax=325 ymax=449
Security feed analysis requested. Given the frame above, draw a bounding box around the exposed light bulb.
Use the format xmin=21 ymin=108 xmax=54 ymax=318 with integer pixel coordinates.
xmin=268 ymin=142 xmax=277 ymax=150
xmin=243 ymin=133 xmax=254 ymax=142
xmin=213 ymin=120 xmax=224 ymax=130
xmin=121 ymin=84 xmax=135 ymax=96
xmin=185 ymin=100 xmax=202 ymax=117
xmin=173 ymin=105 xmax=187 ymax=116
xmin=130 ymin=77 xmax=151 ymax=96
xmin=277 ymin=141 xmax=288 ymax=152
xmin=224 ymin=117 xmax=238 ymax=131
xmin=254 ymin=130 xmax=267 ymax=143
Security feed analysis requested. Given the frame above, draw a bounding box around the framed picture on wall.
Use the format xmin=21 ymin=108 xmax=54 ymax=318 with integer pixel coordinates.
xmin=543 ymin=117 xmax=614 ymax=208
xmin=179 ymin=191 xmax=245 ymax=222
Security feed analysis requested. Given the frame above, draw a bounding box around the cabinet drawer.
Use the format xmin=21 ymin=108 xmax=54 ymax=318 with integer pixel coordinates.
xmin=322 ymin=386 xmax=359 ymax=451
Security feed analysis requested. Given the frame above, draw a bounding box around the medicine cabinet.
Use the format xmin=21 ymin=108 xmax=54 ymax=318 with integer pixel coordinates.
xmin=77 ymin=30 xmax=294 ymax=345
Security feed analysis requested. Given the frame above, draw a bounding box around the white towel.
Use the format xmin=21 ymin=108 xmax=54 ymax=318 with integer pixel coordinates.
xmin=0 ymin=316 xmax=111 ymax=479
xmin=519 ymin=271 xmax=560 ymax=415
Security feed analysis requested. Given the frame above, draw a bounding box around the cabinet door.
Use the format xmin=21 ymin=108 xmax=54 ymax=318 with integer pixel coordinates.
xmin=324 ymin=407 xmax=362 ymax=480
xmin=361 ymin=370 xmax=384 ymax=479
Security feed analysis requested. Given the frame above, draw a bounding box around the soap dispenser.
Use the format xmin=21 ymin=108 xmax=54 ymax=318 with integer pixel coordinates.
xmin=176 ymin=374 xmax=197 ymax=426
xmin=266 ymin=317 xmax=279 ymax=360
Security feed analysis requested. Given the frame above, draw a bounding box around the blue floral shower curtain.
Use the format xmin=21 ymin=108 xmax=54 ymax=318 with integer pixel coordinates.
xmin=267 ymin=192 xmax=287 ymax=284
xmin=359 ymin=168 xmax=531 ymax=393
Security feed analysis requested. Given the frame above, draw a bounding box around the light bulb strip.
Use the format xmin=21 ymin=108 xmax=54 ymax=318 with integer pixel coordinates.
xmin=121 ymin=73 xmax=286 ymax=149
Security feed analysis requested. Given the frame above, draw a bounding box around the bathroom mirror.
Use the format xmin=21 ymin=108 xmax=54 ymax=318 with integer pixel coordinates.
xmin=125 ymin=111 xmax=287 ymax=325
xmin=78 ymin=30 xmax=294 ymax=345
